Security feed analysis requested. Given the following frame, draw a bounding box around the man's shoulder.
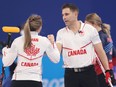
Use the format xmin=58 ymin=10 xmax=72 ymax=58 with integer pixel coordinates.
xmin=79 ymin=21 xmax=95 ymax=30
xmin=59 ymin=27 xmax=66 ymax=30
xmin=84 ymin=23 xmax=96 ymax=31
xmin=57 ymin=27 xmax=66 ymax=33
xmin=85 ymin=23 xmax=94 ymax=28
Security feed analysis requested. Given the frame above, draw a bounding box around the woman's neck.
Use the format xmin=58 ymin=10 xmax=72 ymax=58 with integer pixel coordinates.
xmin=97 ymin=27 xmax=102 ymax=32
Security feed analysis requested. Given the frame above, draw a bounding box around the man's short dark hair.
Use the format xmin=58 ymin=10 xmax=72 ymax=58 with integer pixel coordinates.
xmin=62 ymin=3 xmax=79 ymax=13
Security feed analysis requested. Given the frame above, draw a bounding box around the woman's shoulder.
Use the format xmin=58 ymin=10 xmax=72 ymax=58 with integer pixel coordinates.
xmin=37 ymin=35 xmax=49 ymax=42
xmin=38 ymin=35 xmax=47 ymax=39
xmin=12 ymin=36 xmax=24 ymax=44
xmin=14 ymin=36 xmax=24 ymax=41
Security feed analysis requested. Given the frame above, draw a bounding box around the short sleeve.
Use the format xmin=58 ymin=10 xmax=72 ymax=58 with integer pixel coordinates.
xmin=90 ymin=27 xmax=101 ymax=45
xmin=56 ymin=30 xmax=63 ymax=45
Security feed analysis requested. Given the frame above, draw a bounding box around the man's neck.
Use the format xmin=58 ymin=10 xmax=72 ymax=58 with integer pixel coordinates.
xmin=68 ymin=21 xmax=81 ymax=33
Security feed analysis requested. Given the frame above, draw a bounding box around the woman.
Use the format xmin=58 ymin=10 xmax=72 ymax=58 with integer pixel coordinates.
xmin=85 ymin=13 xmax=116 ymax=87
xmin=2 ymin=14 xmax=60 ymax=87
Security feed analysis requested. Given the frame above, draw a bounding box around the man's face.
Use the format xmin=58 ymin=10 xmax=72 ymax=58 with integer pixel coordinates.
xmin=62 ymin=8 xmax=77 ymax=26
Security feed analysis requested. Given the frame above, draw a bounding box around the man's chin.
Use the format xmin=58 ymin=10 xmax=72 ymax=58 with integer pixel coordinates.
xmin=65 ymin=23 xmax=69 ymax=26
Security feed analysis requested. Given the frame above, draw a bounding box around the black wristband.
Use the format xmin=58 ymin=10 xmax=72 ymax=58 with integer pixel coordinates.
xmin=105 ymin=70 xmax=110 ymax=73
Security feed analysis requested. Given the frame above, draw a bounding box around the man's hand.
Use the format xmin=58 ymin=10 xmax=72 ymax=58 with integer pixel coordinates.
xmin=105 ymin=70 xmax=111 ymax=83
xmin=47 ymin=34 xmax=55 ymax=45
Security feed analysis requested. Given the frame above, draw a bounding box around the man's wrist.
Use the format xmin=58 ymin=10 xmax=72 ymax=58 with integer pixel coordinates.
xmin=105 ymin=70 xmax=110 ymax=73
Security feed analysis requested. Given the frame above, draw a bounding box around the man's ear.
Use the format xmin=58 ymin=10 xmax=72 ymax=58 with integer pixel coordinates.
xmin=74 ymin=11 xmax=78 ymax=17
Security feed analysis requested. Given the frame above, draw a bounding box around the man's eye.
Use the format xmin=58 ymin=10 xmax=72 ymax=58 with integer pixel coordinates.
xmin=65 ymin=13 xmax=69 ymax=16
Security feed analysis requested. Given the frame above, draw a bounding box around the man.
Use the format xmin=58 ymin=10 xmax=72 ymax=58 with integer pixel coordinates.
xmin=56 ymin=3 xmax=111 ymax=87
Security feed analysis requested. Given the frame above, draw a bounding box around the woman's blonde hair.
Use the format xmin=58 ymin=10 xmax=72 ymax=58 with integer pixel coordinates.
xmin=23 ymin=14 xmax=42 ymax=50
xmin=102 ymin=23 xmax=111 ymax=37
xmin=85 ymin=13 xmax=111 ymax=37
xmin=85 ymin=13 xmax=102 ymax=27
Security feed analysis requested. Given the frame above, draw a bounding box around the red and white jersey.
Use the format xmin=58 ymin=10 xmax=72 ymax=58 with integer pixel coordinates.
xmin=2 ymin=32 xmax=60 ymax=82
xmin=56 ymin=21 xmax=101 ymax=68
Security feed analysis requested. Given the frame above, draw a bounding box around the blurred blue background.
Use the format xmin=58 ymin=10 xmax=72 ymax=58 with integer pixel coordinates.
xmin=0 ymin=0 xmax=116 ymax=87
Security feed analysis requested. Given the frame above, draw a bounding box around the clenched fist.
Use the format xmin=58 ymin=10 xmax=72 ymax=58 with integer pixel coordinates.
xmin=47 ymin=34 xmax=55 ymax=44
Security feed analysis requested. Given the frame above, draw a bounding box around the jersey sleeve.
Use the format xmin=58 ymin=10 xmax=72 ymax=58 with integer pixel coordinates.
xmin=45 ymin=38 xmax=60 ymax=63
xmin=90 ymin=27 xmax=101 ymax=45
xmin=2 ymin=39 xmax=18 ymax=66
xmin=99 ymin=34 xmax=107 ymax=47
xmin=56 ymin=30 xmax=63 ymax=45
xmin=99 ymin=34 xmax=113 ymax=59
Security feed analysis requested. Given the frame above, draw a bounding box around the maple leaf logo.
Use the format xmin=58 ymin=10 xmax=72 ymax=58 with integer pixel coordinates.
xmin=24 ymin=43 xmax=40 ymax=56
